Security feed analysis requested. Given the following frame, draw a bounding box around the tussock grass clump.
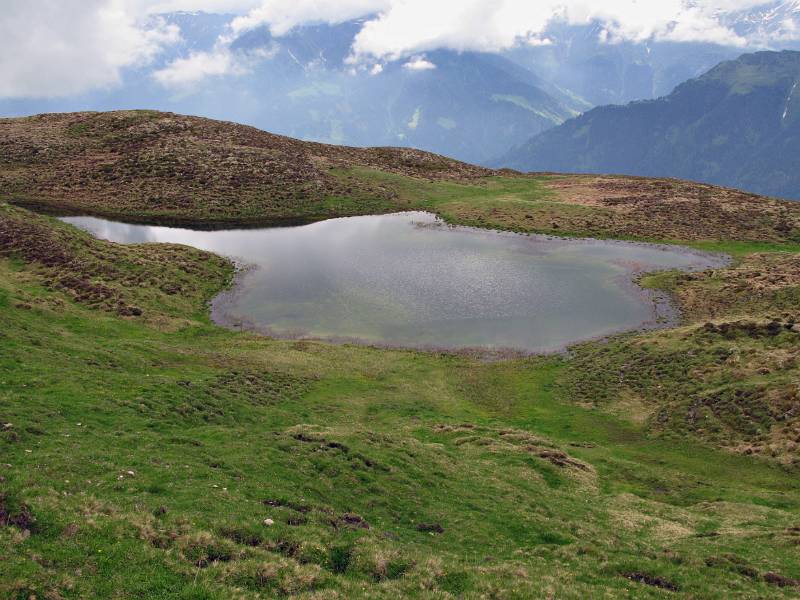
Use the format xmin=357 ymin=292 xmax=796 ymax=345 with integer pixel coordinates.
xmin=564 ymin=320 xmax=800 ymax=461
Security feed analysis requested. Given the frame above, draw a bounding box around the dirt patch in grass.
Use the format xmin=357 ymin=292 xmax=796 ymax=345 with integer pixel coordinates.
xmin=416 ymin=522 xmax=444 ymax=534
xmin=764 ymin=571 xmax=800 ymax=587
xmin=335 ymin=513 xmax=371 ymax=530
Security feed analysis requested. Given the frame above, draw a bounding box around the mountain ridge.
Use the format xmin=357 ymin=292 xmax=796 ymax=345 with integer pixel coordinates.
xmin=498 ymin=50 xmax=800 ymax=200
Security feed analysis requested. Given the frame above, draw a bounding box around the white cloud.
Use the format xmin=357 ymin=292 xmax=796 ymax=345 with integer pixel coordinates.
xmin=402 ymin=56 xmax=436 ymax=71
xmin=153 ymin=47 xmax=241 ymax=87
xmin=347 ymin=0 xmax=772 ymax=62
xmin=134 ymin=0 xmax=262 ymax=14
xmin=150 ymin=0 xmax=789 ymax=89
xmin=229 ymin=0 xmax=390 ymax=37
xmin=151 ymin=0 xmax=388 ymax=88
xmin=3 ymin=0 xmax=794 ymax=97
xmin=0 ymin=0 xmax=180 ymax=99
xmin=153 ymin=43 xmax=277 ymax=87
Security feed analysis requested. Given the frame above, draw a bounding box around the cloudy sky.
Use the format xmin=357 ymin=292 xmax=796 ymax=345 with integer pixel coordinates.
xmin=0 ymin=0 xmax=791 ymax=98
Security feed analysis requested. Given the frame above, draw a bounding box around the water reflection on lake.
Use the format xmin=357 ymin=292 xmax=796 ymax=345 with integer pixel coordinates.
xmin=60 ymin=212 xmax=727 ymax=353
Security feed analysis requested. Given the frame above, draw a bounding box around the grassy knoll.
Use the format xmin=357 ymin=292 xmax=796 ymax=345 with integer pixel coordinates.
xmin=2 ymin=200 xmax=800 ymax=599
xmin=3 ymin=111 xmax=799 ymax=243
xmin=333 ymin=168 xmax=800 ymax=245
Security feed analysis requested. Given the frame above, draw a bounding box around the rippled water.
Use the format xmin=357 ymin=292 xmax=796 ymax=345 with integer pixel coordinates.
xmin=61 ymin=212 xmax=727 ymax=352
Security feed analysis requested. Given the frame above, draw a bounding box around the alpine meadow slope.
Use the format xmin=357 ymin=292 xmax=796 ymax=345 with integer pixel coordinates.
xmin=1 ymin=110 xmax=800 ymax=599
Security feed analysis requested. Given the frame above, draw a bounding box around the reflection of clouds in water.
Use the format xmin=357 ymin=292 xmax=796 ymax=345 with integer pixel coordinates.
xmin=60 ymin=212 xmax=725 ymax=352
xmin=61 ymin=217 xmax=163 ymax=244
xmin=550 ymin=240 xmax=716 ymax=271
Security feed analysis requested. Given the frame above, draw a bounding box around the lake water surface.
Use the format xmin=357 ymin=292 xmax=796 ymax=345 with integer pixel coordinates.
xmin=61 ymin=212 xmax=727 ymax=353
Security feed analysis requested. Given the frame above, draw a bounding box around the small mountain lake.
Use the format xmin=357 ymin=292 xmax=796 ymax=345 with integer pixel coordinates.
xmin=61 ymin=212 xmax=728 ymax=353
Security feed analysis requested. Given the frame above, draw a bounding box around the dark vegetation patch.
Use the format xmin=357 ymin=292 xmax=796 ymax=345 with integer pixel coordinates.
xmin=281 ymin=426 xmax=389 ymax=473
xmin=436 ymin=570 xmax=473 ymax=595
xmin=0 ymin=493 xmax=36 ymax=532
xmin=263 ymin=498 xmax=312 ymax=513
xmin=334 ymin=513 xmax=370 ymax=530
xmin=415 ymin=522 xmax=444 ymax=534
xmin=622 ymin=571 xmax=679 ymax=591
xmin=764 ymin=571 xmax=800 ymax=588
xmin=705 ymin=554 xmax=760 ymax=579
xmin=218 ymin=525 xmax=264 ymax=548
xmin=327 ymin=545 xmax=353 ymax=574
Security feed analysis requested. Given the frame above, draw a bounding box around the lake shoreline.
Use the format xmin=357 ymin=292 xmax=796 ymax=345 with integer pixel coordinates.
xmin=53 ymin=209 xmax=731 ymax=357
xmin=196 ymin=212 xmax=730 ymax=356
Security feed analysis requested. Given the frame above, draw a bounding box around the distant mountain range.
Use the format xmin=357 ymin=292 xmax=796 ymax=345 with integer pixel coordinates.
xmin=4 ymin=2 xmax=800 ymax=164
xmin=229 ymin=22 xmax=578 ymax=164
xmin=723 ymin=0 xmax=800 ymax=44
xmin=498 ymin=51 xmax=800 ymax=200
xmin=502 ymin=26 xmax=741 ymax=108
xmin=5 ymin=4 xmax=800 ymax=166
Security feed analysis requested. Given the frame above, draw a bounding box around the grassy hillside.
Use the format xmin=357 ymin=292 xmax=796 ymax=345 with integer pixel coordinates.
xmin=2 ymin=203 xmax=800 ymax=599
xmin=2 ymin=112 xmax=800 ymax=598
xmin=2 ymin=111 xmax=799 ymax=244
xmin=0 ymin=111 xmax=488 ymax=226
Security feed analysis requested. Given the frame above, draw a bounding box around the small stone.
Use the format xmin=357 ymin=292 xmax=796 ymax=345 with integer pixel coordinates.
xmin=263 ymin=518 xmax=274 ymax=526
xmin=126 ymin=470 xmax=135 ymax=476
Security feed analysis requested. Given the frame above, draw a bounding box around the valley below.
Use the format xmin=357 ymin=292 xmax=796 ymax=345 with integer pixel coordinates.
xmin=2 ymin=111 xmax=800 ymax=599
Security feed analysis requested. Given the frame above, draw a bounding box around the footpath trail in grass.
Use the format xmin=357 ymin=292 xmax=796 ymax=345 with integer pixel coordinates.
xmin=2 ymin=203 xmax=800 ymax=598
